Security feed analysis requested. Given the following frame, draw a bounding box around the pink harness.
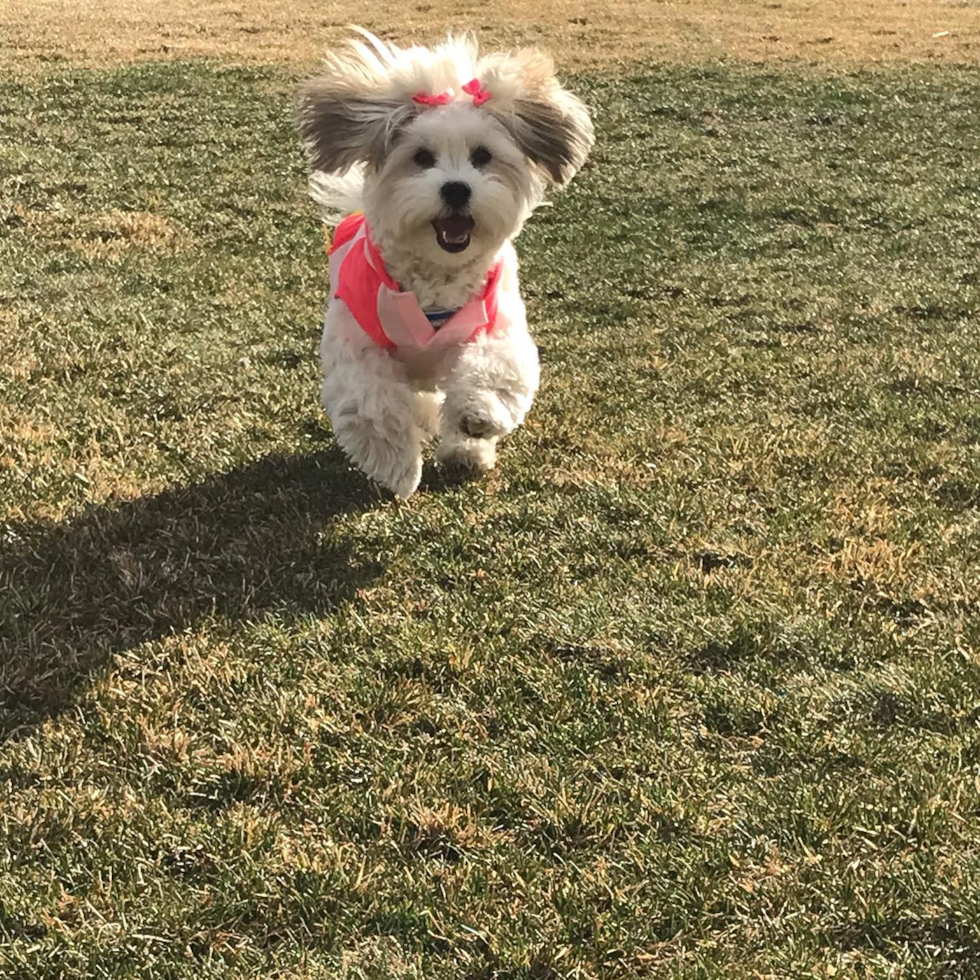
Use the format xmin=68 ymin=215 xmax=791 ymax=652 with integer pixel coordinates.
xmin=328 ymin=214 xmax=503 ymax=353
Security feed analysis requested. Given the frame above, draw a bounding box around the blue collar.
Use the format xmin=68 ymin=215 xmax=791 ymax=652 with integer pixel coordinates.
xmin=423 ymin=306 xmax=458 ymax=330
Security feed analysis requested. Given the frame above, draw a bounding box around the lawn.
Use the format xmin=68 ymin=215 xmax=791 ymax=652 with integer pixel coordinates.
xmin=2 ymin=29 xmax=980 ymax=980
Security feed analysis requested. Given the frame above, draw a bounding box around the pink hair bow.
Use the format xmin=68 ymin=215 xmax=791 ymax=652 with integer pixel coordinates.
xmin=462 ymin=78 xmax=492 ymax=106
xmin=412 ymin=91 xmax=453 ymax=107
xmin=411 ymin=80 xmax=492 ymax=108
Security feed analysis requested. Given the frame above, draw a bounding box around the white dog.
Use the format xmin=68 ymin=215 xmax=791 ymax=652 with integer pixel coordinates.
xmin=298 ymin=30 xmax=594 ymax=497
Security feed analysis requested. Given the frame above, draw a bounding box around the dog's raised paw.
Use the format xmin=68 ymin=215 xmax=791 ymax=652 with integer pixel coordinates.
xmin=460 ymin=414 xmax=495 ymax=438
xmin=452 ymin=393 xmax=513 ymax=439
xmin=437 ymin=435 xmax=497 ymax=474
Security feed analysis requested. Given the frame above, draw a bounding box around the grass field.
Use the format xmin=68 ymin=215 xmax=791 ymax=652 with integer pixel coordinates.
xmin=3 ymin=5 xmax=980 ymax=979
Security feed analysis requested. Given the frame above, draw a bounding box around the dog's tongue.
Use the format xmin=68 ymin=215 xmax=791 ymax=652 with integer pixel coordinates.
xmin=436 ymin=215 xmax=474 ymax=244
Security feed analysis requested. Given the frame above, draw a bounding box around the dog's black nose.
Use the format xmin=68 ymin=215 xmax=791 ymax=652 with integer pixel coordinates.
xmin=440 ymin=181 xmax=471 ymax=209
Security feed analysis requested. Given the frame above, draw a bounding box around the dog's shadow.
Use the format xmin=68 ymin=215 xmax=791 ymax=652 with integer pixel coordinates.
xmin=0 ymin=449 xmax=381 ymax=741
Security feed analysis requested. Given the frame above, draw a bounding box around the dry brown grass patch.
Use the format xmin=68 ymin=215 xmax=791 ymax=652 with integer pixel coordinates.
xmin=3 ymin=0 xmax=980 ymax=72
xmin=11 ymin=205 xmax=192 ymax=260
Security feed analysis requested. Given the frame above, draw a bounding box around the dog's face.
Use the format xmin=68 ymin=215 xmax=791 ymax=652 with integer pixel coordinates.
xmin=298 ymin=32 xmax=594 ymax=268
xmin=363 ymin=103 xmax=538 ymax=267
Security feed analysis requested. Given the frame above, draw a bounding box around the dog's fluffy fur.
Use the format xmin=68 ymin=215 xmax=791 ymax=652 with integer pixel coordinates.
xmin=298 ymin=30 xmax=594 ymax=496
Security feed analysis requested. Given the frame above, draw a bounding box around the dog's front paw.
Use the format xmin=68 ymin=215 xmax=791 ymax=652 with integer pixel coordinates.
xmin=334 ymin=416 xmax=423 ymax=498
xmin=386 ymin=454 xmax=423 ymax=498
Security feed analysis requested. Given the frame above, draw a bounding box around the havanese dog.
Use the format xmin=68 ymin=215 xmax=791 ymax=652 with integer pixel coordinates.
xmin=298 ymin=29 xmax=594 ymax=497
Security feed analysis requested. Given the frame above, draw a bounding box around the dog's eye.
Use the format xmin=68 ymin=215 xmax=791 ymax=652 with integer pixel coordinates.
xmin=470 ymin=146 xmax=492 ymax=168
xmin=414 ymin=148 xmax=436 ymax=169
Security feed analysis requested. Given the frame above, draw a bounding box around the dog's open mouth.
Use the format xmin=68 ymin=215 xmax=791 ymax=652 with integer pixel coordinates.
xmin=433 ymin=215 xmax=475 ymax=254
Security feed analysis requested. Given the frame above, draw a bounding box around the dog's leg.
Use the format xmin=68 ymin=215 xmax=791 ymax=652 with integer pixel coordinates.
xmin=414 ymin=390 xmax=445 ymax=441
xmin=321 ymin=329 xmax=425 ymax=498
xmin=437 ymin=329 xmax=539 ymax=473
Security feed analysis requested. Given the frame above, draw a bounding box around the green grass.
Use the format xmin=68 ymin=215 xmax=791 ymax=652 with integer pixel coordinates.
xmin=2 ymin=60 xmax=980 ymax=978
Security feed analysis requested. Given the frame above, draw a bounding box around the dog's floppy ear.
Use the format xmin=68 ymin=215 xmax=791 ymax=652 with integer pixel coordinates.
xmin=298 ymin=32 xmax=414 ymax=173
xmin=483 ymin=50 xmax=594 ymax=185
xmin=298 ymin=77 xmax=410 ymax=173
